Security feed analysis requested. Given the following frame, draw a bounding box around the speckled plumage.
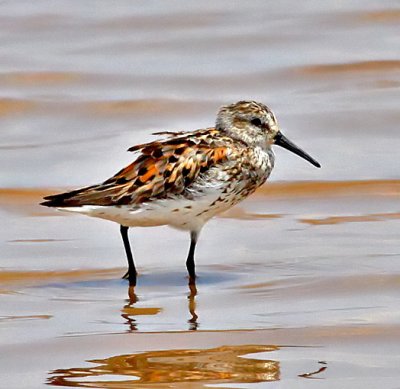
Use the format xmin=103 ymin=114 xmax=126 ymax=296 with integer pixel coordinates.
xmin=41 ymin=101 xmax=320 ymax=286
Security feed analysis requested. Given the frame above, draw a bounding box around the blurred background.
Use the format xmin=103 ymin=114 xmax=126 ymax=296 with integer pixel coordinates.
xmin=1 ymin=1 xmax=400 ymax=388
xmin=1 ymin=0 xmax=399 ymax=187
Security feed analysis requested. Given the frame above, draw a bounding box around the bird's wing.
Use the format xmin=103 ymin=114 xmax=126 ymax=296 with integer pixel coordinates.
xmin=41 ymin=128 xmax=229 ymax=207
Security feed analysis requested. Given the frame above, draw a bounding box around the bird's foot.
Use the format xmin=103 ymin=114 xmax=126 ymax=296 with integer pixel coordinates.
xmin=122 ymin=269 xmax=137 ymax=287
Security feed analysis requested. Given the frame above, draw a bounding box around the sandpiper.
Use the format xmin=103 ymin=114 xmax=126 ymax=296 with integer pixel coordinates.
xmin=41 ymin=101 xmax=320 ymax=286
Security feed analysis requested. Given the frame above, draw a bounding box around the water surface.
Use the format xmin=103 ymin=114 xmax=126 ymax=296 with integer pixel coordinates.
xmin=1 ymin=1 xmax=399 ymax=388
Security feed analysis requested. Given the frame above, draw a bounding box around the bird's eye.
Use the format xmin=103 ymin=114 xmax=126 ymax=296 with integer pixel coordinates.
xmin=250 ymin=118 xmax=262 ymax=127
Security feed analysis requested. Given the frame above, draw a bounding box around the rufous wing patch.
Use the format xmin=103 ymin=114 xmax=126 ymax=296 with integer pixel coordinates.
xmin=42 ymin=128 xmax=230 ymax=207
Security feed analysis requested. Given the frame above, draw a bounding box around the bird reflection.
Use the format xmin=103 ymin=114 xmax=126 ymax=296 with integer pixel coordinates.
xmin=48 ymin=286 xmax=329 ymax=387
xmin=121 ymin=282 xmax=199 ymax=332
xmin=188 ymin=282 xmax=198 ymax=330
xmin=298 ymin=361 xmax=328 ymax=379
xmin=128 ymin=285 xmax=137 ymax=304
xmin=120 ymin=286 xmax=161 ymax=332
xmin=48 ymin=344 xmax=281 ymax=387
xmin=120 ymin=286 xmax=139 ymax=331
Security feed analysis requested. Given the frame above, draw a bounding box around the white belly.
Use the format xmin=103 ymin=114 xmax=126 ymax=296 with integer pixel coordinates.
xmin=60 ymin=192 xmax=236 ymax=232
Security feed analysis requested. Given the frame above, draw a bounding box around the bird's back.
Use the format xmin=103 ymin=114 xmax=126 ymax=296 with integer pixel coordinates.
xmin=41 ymin=128 xmax=236 ymax=209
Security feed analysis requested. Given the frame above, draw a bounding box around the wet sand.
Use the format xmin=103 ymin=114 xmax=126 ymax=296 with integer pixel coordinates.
xmin=1 ymin=1 xmax=400 ymax=388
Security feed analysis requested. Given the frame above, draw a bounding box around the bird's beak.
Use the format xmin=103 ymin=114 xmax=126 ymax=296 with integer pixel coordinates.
xmin=274 ymin=131 xmax=321 ymax=168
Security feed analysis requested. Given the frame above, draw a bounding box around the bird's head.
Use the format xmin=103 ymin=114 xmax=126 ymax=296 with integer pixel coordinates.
xmin=216 ymin=100 xmax=320 ymax=168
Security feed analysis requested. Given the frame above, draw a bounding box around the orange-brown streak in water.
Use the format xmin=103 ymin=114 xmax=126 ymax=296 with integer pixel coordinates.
xmin=0 ymin=98 xmax=35 ymax=116
xmin=0 ymin=71 xmax=81 ymax=85
xmin=0 ymin=314 xmax=52 ymax=322
xmin=86 ymin=98 xmax=212 ymax=116
xmin=0 ymin=188 xmax=58 ymax=205
xmin=48 ymin=345 xmax=279 ymax=388
xmin=220 ymin=207 xmax=282 ymax=220
xmin=0 ymin=268 xmax=122 ymax=290
xmin=300 ymin=212 xmax=400 ymax=226
xmin=1 ymin=180 xmax=399 ymax=209
xmin=253 ymin=180 xmax=400 ymax=199
xmin=297 ymin=60 xmax=400 ymax=75
xmin=240 ymin=274 xmax=400 ymax=300
xmin=359 ymin=10 xmax=400 ymax=23
xmin=121 ymin=306 xmax=161 ymax=317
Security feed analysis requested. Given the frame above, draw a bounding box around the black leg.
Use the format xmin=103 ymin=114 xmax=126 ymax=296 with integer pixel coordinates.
xmin=186 ymin=231 xmax=198 ymax=284
xmin=120 ymin=225 xmax=137 ymax=286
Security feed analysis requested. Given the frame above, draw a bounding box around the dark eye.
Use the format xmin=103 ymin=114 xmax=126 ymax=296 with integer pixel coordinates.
xmin=250 ymin=118 xmax=262 ymax=127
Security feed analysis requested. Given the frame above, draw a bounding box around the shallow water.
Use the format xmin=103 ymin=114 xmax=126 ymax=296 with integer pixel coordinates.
xmin=2 ymin=181 xmax=400 ymax=388
xmin=1 ymin=1 xmax=400 ymax=388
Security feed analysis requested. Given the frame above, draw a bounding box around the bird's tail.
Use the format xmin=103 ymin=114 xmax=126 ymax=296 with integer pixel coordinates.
xmin=40 ymin=185 xmax=97 ymax=207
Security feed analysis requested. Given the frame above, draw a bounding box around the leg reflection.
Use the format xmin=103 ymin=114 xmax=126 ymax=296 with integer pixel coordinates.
xmin=128 ymin=285 xmax=138 ymax=304
xmin=188 ymin=282 xmax=198 ymax=331
xmin=121 ymin=286 xmax=139 ymax=331
xmin=121 ymin=286 xmax=162 ymax=332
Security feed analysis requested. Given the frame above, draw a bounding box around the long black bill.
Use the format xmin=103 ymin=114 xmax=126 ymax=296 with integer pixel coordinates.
xmin=274 ymin=132 xmax=321 ymax=168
